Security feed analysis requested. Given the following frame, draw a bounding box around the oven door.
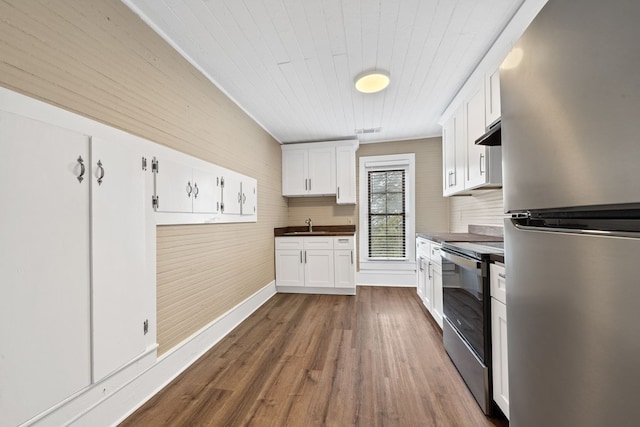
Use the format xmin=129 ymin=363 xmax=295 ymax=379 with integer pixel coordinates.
xmin=441 ymin=248 xmax=488 ymax=362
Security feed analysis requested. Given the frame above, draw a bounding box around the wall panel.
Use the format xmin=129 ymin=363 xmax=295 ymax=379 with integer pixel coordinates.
xmin=0 ymin=0 xmax=288 ymax=355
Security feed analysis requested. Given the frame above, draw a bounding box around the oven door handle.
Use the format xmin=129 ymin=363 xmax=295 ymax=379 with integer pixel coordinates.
xmin=441 ymin=249 xmax=481 ymax=271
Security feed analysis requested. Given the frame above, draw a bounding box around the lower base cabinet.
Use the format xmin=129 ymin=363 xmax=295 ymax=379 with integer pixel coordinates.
xmin=490 ymin=263 xmax=509 ymax=419
xmin=276 ymin=235 xmax=355 ymax=294
xmin=415 ymin=237 xmax=443 ymax=328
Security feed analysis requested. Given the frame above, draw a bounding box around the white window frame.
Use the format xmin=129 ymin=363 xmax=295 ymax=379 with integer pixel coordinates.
xmin=359 ymin=153 xmax=415 ymax=272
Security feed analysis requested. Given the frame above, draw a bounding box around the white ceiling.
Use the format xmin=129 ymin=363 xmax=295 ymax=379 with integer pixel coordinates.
xmin=124 ymin=0 xmax=524 ymax=144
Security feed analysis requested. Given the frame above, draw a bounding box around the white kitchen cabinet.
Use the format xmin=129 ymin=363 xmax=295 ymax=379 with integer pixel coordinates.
xmin=485 ymin=66 xmax=501 ymax=127
xmin=430 ymin=243 xmax=444 ymax=329
xmin=91 ymin=137 xmax=148 ymax=381
xmin=334 ymin=236 xmax=355 ymax=287
xmin=442 ymin=69 xmax=502 ymax=196
xmin=442 ymin=105 xmax=467 ymax=196
xmin=282 ymin=144 xmax=335 ymax=196
xmin=0 ymin=112 xmax=153 ymax=426
xmin=154 ymin=157 xmax=220 ymax=214
xmin=275 ymin=237 xmax=305 ymax=287
xmin=276 ymin=235 xmax=355 ymax=294
xmin=0 ymin=112 xmax=92 ymax=426
xmin=415 ymin=237 xmax=443 ymax=329
xmin=221 ymin=171 xmax=242 ymax=215
xmin=491 ymin=263 xmax=509 ymax=419
xmin=336 ymin=144 xmax=357 ymax=204
xmin=241 ymin=177 xmax=257 ymax=216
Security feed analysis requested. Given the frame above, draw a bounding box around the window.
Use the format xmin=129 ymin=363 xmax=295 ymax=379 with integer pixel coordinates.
xmin=368 ymin=170 xmax=406 ymax=258
xmin=359 ymin=153 xmax=415 ymax=271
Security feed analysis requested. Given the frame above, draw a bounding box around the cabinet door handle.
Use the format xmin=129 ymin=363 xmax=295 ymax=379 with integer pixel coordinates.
xmin=309 ymin=179 xmax=311 ymax=191
xmin=242 ymin=193 xmax=246 ymax=204
xmin=193 ymin=182 xmax=199 ymax=198
xmin=452 ymin=171 xmax=456 ymax=186
xmin=304 ymin=251 xmax=307 ymax=264
xmin=498 ymin=272 xmax=506 ymax=279
xmin=480 ymin=153 xmax=485 ymax=175
xmin=305 ymin=179 xmax=308 ymax=191
xmin=238 ymin=192 xmax=242 ymax=203
xmin=186 ymin=181 xmax=193 ymax=197
xmin=77 ymin=156 xmax=85 ymax=183
xmin=96 ymin=160 xmax=105 ymax=185
xmin=337 ymin=186 xmax=340 ymax=198
xmin=300 ymin=250 xmax=303 ymax=263
xmin=428 ymin=262 xmax=432 ymax=279
xmin=351 ymin=250 xmax=353 ymax=264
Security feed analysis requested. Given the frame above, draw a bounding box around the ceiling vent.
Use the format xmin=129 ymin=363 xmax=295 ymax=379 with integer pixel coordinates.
xmin=354 ymin=127 xmax=382 ymax=135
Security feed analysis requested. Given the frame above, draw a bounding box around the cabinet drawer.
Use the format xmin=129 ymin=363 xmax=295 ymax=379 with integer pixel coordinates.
xmin=416 ymin=238 xmax=430 ymax=258
xmin=275 ymin=237 xmax=304 ymax=250
xmin=334 ymin=236 xmax=354 ymax=249
xmin=490 ymin=262 xmax=507 ymax=304
xmin=430 ymin=243 xmax=442 ymax=265
xmin=304 ymin=237 xmax=334 ymax=250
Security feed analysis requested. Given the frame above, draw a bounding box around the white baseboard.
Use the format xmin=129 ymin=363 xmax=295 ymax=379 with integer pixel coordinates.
xmin=29 ymin=281 xmax=276 ymax=427
xmin=357 ymin=270 xmax=417 ymax=287
xmin=276 ymin=286 xmax=356 ymax=295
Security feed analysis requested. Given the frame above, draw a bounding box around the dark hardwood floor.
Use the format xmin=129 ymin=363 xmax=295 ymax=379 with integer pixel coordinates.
xmin=121 ymin=287 xmax=508 ymax=426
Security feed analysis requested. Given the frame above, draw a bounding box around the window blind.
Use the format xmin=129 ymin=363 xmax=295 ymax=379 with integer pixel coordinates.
xmin=368 ymin=169 xmax=406 ymax=258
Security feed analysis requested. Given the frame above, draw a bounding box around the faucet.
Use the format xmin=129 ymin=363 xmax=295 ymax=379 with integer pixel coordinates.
xmin=305 ymin=218 xmax=313 ymax=232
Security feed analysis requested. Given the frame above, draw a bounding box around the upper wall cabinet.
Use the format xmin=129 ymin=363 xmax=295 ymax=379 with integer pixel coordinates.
xmin=485 ymin=66 xmax=501 ymax=127
xmin=442 ymin=105 xmax=466 ymax=196
xmin=442 ymin=68 xmax=502 ymax=196
xmin=153 ymin=146 xmax=257 ymax=224
xmin=282 ymin=140 xmax=358 ymax=204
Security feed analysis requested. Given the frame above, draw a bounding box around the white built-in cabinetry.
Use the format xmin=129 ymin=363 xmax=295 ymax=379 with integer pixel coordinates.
xmin=415 ymin=237 xmax=443 ymax=328
xmin=442 ymin=66 xmax=502 ymax=196
xmin=282 ymin=140 xmax=358 ymax=204
xmin=0 ymin=107 xmax=156 ymax=426
xmin=276 ymin=235 xmax=356 ymax=294
xmin=153 ymin=148 xmax=257 ymax=224
xmin=490 ymin=262 xmax=509 ymax=419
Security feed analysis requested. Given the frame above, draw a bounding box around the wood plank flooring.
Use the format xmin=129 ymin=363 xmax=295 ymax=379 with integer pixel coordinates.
xmin=121 ymin=287 xmax=508 ymax=426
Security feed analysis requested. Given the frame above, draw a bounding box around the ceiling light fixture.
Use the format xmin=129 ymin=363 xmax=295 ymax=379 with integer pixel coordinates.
xmin=355 ymin=71 xmax=390 ymax=93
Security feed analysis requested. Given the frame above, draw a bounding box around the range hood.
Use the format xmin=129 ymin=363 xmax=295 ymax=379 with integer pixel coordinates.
xmin=475 ymin=120 xmax=501 ymax=146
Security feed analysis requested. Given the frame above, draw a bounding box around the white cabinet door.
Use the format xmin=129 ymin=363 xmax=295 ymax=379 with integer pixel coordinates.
xmin=485 ymin=67 xmax=501 ymax=127
xmin=336 ymin=145 xmax=356 ymax=204
xmin=443 ymin=106 xmax=467 ymax=196
xmin=0 ymin=112 xmax=92 ymax=426
xmin=308 ymin=146 xmax=335 ymax=195
xmin=282 ymin=148 xmax=308 ymax=196
xmin=334 ymin=249 xmax=355 ymax=288
xmin=492 ymin=298 xmax=509 ymax=419
xmin=90 ymin=137 xmax=148 ymax=381
xmin=192 ymin=166 xmax=220 ymax=214
xmin=221 ymin=172 xmax=242 ymax=215
xmin=466 ymin=86 xmax=487 ymax=189
xmin=275 ymin=250 xmax=305 ymax=286
xmin=431 ymin=264 xmax=443 ymax=328
xmin=241 ymin=178 xmax=257 ymax=216
xmin=417 ymin=257 xmax=426 ymax=299
xmin=424 ymin=259 xmax=434 ymax=311
xmin=305 ymin=250 xmax=335 ymax=287
xmin=155 ymin=156 xmax=193 ymax=213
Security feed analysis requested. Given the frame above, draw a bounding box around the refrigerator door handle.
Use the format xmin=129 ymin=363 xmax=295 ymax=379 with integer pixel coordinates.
xmin=512 ymin=219 xmax=640 ymax=239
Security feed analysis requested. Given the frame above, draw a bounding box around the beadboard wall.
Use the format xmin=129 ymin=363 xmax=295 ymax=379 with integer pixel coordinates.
xmin=449 ymin=189 xmax=505 ymax=232
xmin=0 ymin=0 xmax=287 ymax=355
xmin=288 ymin=137 xmax=450 ymax=241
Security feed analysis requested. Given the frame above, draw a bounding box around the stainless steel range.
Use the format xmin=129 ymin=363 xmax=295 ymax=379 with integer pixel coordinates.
xmin=439 ymin=241 xmax=504 ymax=415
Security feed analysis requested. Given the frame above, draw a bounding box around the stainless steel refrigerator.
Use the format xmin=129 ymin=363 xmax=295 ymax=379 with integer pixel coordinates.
xmin=501 ymin=0 xmax=640 ymax=426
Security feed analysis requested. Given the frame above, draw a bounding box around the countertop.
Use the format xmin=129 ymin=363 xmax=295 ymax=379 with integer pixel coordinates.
xmin=416 ymin=232 xmax=503 ymax=244
xmin=274 ymin=225 xmax=356 ymax=237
